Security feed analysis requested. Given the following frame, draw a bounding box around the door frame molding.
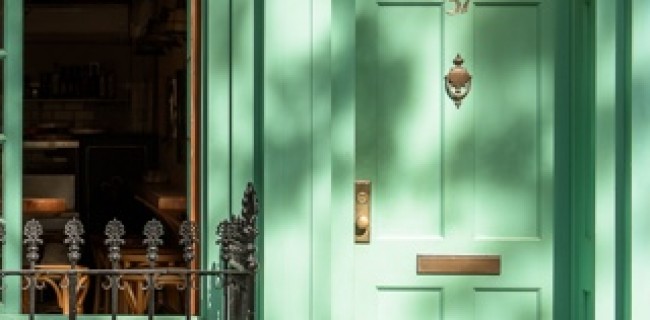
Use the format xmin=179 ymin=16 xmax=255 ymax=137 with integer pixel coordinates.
xmin=331 ymin=0 xmax=356 ymax=318
xmin=202 ymin=0 xmax=258 ymax=317
xmin=0 ymin=0 xmax=23 ymax=313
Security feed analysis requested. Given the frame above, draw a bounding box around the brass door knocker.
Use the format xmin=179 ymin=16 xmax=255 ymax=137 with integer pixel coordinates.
xmin=445 ymin=54 xmax=472 ymax=108
xmin=447 ymin=0 xmax=470 ymax=15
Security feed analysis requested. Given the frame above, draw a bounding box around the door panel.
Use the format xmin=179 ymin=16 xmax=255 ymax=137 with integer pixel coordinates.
xmin=378 ymin=288 xmax=442 ymax=320
xmin=376 ymin=5 xmax=443 ymax=239
xmin=473 ymin=4 xmax=544 ymax=240
xmin=474 ymin=290 xmax=540 ymax=320
xmin=355 ymin=0 xmax=556 ymax=319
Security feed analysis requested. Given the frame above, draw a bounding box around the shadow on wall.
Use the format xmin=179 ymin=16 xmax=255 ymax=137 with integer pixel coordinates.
xmin=262 ymin=2 xmax=548 ymax=319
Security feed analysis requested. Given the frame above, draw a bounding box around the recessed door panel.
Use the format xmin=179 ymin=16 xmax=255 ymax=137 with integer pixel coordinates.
xmin=475 ymin=290 xmax=540 ymax=320
xmin=473 ymin=4 xmax=543 ymax=240
xmin=375 ymin=5 xmax=443 ymax=239
xmin=378 ymin=288 xmax=442 ymax=320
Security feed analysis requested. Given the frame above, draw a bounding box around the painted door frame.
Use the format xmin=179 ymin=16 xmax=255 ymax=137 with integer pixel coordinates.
xmin=0 ymin=0 xmax=23 ymax=312
xmin=202 ymin=0 xmax=258 ymax=318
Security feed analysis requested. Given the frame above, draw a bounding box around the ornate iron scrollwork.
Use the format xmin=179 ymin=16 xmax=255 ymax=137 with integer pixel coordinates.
xmin=0 ymin=219 xmax=5 ymax=246
xmin=64 ymin=218 xmax=85 ymax=266
xmin=217 ymin=182 xmax=259 ymax=320
xmin=143 ymin=219 xmax=165 ymax=265
xmin=24 ymin=219 xmax=43 ymax=266
xmin=179 ymin=220 xmax=198 ymax=264
xmin=105 ymin=219 xmax=126 ymax=265
xmin=0 ymin=183 xmax=259 ymax=319
xmin=445 ymin=54 xmax=472 ymax=108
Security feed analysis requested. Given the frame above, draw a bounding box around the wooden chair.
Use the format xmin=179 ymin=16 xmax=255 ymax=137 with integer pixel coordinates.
xmin=91 ymin=246 xmax=185 ymax=314
xmin=119 ymin=249 xmax=185 ymax=314
xmin=34 ymin=264 xmax=90 ymax=314
xmin=22 ymin=243 xmax=90 ymax=315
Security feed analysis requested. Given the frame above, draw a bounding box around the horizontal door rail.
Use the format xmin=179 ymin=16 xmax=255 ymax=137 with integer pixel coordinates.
xmin=0 ymin=183 xmax=259 ymax=320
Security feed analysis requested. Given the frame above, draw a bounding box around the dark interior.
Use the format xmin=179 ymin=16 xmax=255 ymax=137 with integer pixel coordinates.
xmin=22 ymin=0 xmax=189 ymax=314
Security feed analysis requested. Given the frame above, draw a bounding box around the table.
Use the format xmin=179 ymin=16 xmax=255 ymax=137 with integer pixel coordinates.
xmin=134 ymin=183 xmax=186 ymax=234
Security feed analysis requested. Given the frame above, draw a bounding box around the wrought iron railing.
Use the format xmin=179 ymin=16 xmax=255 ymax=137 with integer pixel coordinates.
xmin=0 ymin=183 xmax=259 ymax=320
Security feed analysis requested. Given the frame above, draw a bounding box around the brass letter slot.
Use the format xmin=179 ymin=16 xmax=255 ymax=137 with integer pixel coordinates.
xmin=417 ymin=255 xmax=501 ymax=275
xmin=355 ymin=180 xmax=371 ymax=243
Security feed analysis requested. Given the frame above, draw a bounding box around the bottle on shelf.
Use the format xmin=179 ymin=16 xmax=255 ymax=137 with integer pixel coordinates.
xmin=51 ymin=63 xmax=60 ymax=98
xmin=27 ymin=62 xmax=119 ymax=100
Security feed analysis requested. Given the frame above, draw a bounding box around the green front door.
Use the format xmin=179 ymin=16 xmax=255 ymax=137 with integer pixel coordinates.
xmin=0 ymin=0 xmax=23 ymax=314
xmin=354 ymin=0 xmax=561 ymax=318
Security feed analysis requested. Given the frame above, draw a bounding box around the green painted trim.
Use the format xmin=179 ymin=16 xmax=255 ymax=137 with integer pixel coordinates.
xmin=630 ymin=0 xmax=650 ymax=318
xmin=253 ymin=0 xmax=264 ymax=319
xmin=330 ymin=0 xmax=355 ymax=319
xmin=0 ymin=50 xmax=6 ymax=58
xmin=230 ymin=0 xmax=257 ymax=317
xmin=1 ymin=0 xmax=23 ymax=314
xmin=555 ymin=0 xmax=573 ymax=319
xmin=592 ymin=0 xmax=621 ymax=318
xmin=199 ymin=0 xmax=208 ymax=317
xmin=231 ymin=0 xmax=255 ymax=215
xmin=202 ymin=0 xmax=232 ymax=317
xmin=616 ymin=0 xmax=632 ymax=319
xmin=311 ymin=0 xmax=332 ymax=319
xmin=569 ymin=1 xmax=598 ymax=320
xmin=0 ymin=134 xmax=5 ymax=142
xmin=262 ymin=0 xmax=316 ymax=318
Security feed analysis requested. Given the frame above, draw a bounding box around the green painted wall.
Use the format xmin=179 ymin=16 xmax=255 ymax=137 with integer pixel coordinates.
xmin=202 ymin=0 xmax=257 ymax=317
xmin=203 ymin=0 xmax=232 ymax=317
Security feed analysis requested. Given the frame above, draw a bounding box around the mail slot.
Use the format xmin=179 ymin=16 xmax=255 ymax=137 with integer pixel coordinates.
xmin=417 ymin=255 xmax=501 ymax=275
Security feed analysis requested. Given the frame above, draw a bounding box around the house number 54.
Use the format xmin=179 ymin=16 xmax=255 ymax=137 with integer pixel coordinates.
xmin=447 ymin=0 xmax=471 ymax=15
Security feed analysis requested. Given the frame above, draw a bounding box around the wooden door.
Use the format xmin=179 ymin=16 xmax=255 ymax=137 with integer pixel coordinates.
xmin=354 ymin=0 xmax=560 ymax=318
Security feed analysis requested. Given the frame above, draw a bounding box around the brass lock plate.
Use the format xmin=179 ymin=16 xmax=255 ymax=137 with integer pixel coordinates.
xmin=355 ymin=180 xmax=371 ymax=243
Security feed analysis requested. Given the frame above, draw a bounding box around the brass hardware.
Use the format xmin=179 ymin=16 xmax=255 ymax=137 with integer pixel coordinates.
xmin=444 ymin=54 xmax=472 ymax=108
xmin=355 ymin=180 xmax=371 ymax=243
xmin=356 ymin=215 xmax=370 ymax=230
xmin=447 ymin=0 xmax=470 ymax=15
xmin=417 ymin=255 xmax=501 ymax=275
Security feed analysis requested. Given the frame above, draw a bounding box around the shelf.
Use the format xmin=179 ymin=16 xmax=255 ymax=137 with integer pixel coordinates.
xmin=26 ymin=33 xmax=131 ymax=46
xmin=25 ymin=98 xmax=128 ymax=103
